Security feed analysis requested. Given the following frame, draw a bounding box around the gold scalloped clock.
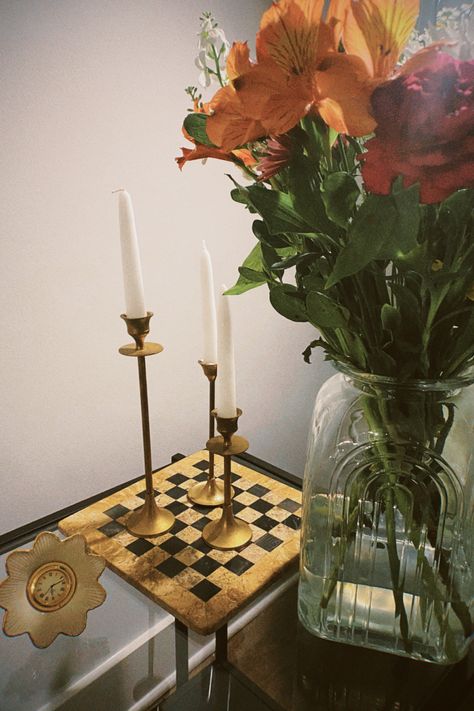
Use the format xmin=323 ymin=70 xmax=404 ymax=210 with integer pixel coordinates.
xmin=0 ymin=531 xmax=106 ymax=648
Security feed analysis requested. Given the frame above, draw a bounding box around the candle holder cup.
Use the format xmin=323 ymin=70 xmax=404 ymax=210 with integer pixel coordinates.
xmin=187 ymin=361 xmax=230 ymax=507
xmin=119 ymin=312 xmax=174 ymax=537
xmin=202 ymin=409 xmax=252 ymax=550
xmin=120 ymin=312 xmax=163 ymax=356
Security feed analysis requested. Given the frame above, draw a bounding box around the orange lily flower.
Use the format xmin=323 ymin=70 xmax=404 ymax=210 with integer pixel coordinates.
xmin=176 ymin=144 xmax=232 ymax=170
xmin=342 ymin=0 xmax=419 ymax=79
xmin=176 ymin=109 xmax=257 ymax=171
xmin=207 ymin=0 xmax=375 ymax=149
xmin=207 ymin=0 xmax=422 ymax=151
xmin=206 ymin=42 xmax=267 ymax=152
xmin=176 ymin=143 xmax=257 ymax=170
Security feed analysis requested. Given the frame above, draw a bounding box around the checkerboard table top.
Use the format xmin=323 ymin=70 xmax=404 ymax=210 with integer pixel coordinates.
xmin=59 ymin=451 xmax=302 ymax=635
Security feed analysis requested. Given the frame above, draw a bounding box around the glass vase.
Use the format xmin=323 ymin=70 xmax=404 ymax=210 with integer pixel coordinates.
xmin=298 ymin=364 xmax=474 ymax=664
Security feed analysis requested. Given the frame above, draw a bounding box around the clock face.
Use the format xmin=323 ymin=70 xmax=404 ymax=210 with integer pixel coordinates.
xmin=27 ymin=562 xmax=77 ymax=612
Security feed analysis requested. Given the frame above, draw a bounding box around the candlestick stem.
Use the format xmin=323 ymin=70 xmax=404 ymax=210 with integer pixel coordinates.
xmin=119 ymin=313 xmax=175 ymax=537
xmin=208 ymin=378 xmax=215 ymax=479
xmin=138 ymin=357 xmax=153 ymax=496
xmin=187 ymin=362 xmax=229 ymax=507
xmin=223 ymin=455 xmax=233 ymax=506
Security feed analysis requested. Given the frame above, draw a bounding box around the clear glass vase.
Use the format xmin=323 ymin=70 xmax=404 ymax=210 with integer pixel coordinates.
xmin=298 ymin=364 xmax=474 ymax=664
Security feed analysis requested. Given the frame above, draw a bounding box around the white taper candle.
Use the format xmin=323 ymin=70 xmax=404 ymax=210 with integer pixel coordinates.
xmin=117 ymin=189 xmax=146 ymax=318
xmin=201 ymin=241 xmax=217 ymax=363
xmin=215 ymin=285 xmax=237 ymax=418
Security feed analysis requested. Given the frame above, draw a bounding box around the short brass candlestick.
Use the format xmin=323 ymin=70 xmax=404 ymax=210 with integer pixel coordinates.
xmin=187 ymin=361 xmax=227 ymax=507
xmin=202 ymin=409 xmax=252 ymax=550
xmin=119 ymin=312 xmax=175 ymax=537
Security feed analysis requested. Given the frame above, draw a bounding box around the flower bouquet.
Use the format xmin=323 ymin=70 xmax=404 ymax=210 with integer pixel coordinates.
xmin=177 ymin=2 xmax=474 ymax=663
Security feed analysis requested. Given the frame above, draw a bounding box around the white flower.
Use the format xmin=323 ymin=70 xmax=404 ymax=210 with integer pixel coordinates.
xmin=194 ymin=12 xmax=230 ymax=88
xmin=199 ymin=25 xmax=228 ymax=51
xmin=403 ymin=4 xmax=474 ymax=61
xmin=195 ymin=50 xmax=211 ymax=87
xmin=433 ymin=4 xmax=474 ymax=60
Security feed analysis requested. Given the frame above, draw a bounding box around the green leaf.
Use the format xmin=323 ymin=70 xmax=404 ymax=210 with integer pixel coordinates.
xmin=444 ymin=310 xmax=474 ymax=374
xmin=246 ymin=184 xmax=313 ymax=234
xmin=329 ymin=127 xmax=339 ymax=147
xmin=301 ymin=272 xmax=326 ymax=292
xmin=269 ymin=284 xmax=308 ymax=322
xmin=230 ymin=187 xmax=250 ymax=206
xmin=391 ymin=283 xmax=421 ymax=329
xmin=306 ymin=291 xmax=350 ymax=330
xmin=321 ymin=172 xmax=360 ymax=227
xmin=226 ymin=244 xmax=267 ymax=295
xmin=327 ymin=187 xmax=420 ymax=287
xmin=230 ymin=187 xmax=257 ymax=214
xmin=238 ymin=267 xmax=267 ymax=282
xmin=302 ymin=338 xmax=325 ymax=364
xmin=396 ymin=242 xmax=428 ymax=274
xmin=252 ymin=220 xmax=288 ymax=248
xmin=368 ymin=350 xmax=397 ymax=374
xmin=326 ymin=196 xmax=398 ymax=287
xmin=439 ymin=189 xmax=474 ymax=236
xmin=288 ymin=155 xmax=340 ymax=236
xmin=272 ymin=252 xmax=314 ymax=270
xmin=182 ymin=113 xmax=215 ymax=146
xmin=392 ymin=183 xmax=421 ymax=254
xmin=381 ymin=304 xmax=401 ymax=333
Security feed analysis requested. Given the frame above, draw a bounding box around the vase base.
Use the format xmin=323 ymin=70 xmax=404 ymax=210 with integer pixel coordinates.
xmin=297 ymin=575 xmax=470 ymax=666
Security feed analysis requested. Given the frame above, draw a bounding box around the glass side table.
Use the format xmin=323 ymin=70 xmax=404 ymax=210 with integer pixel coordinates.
xmin=161 ymin=583 xmax=474 ymax=711
xmin=2 ymin=453 xmax=472 ymax=711
xmin=0 ymin=453 xmax=300 ymax=711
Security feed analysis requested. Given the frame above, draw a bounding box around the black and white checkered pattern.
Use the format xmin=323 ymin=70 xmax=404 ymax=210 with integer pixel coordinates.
xmin=97 ymin=459 xmax=301 ymax=603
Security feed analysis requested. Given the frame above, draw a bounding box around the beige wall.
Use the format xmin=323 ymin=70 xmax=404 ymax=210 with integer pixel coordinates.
xmin=0 ymin=0 xmax=333 ymax=534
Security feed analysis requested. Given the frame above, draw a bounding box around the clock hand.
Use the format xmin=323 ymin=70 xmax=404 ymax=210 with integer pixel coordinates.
xmin=45 ymin=577 xmax=65 ymax=596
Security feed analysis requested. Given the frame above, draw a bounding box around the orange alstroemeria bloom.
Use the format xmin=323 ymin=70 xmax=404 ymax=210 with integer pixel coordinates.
xmin=343 ymin=0 xmax=419 ymax=79
xmin=176 ymin=142 xmax=257 ymax=171
xmin=178 ymin=73 xmax=258 ymax=170
xmin=207 ymin=0 xmax=375 ymax=149
xmin=207 ymin=0 xmax=421 ymax=151
xmin=176 ymin=104 xmax=257 ymax=171
xmin=206 ymin=42 xmax=267 ymax=152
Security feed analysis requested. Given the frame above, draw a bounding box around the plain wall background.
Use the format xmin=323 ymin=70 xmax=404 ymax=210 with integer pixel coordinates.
xmin=1 ymin=0 xmax=334 ymax=534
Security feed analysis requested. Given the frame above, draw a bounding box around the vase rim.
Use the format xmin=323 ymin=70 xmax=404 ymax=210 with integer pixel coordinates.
xmin=334 ymin=362 xmax=474 ymax=391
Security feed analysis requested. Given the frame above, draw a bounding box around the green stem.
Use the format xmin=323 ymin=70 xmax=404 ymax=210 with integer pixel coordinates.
xmin=211 ymin=45 xmax=225 ymax=87
xmin=320 ymin=390 xmax=471 ymax=658
xmin=338 ymin=136 xmax=350 ymax=173
xmin=384 ymin=486 xmax=413 ymax=653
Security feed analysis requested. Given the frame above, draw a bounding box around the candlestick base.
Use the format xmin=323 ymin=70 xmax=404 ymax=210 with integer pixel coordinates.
xmin=187 ymin=478 xmax=230 ymax=507
xmin=206 ymin=435 xmax=249 ymax=457
xmin=202 ymin=507 xmax=252 ymax=550
xmin=203 ymin=409 xmax=252 ymax=550
xmin=126 ymin=494 xmax=175 ymax=538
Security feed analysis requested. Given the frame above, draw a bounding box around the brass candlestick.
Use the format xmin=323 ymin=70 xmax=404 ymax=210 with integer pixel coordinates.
xmin=202 ymin=409 xmax=252 ymax=550
xmin=119 ymin=312 xmax=175 ymax=537
xmin=187 ymin=361 xmax=227 ymax=507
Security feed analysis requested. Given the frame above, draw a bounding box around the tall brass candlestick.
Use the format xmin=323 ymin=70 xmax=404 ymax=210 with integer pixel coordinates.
xmin=203 ymin=409 xmax=252 ymax=550
xmin=119 ymin=312 xmax=175 ymax=537
xmin=187 ymin=361 xmax=227 ymax=507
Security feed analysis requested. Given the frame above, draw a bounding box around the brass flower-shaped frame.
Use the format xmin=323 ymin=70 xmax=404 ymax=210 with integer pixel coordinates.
xmin=0 ymin=531 xmax=106 ymax=648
